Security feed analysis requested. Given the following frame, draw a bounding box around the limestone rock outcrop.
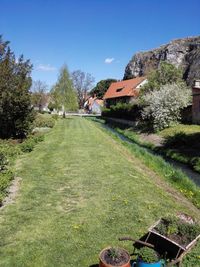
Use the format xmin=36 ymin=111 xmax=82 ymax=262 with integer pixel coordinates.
xmin=124 ymin=36 xmax=200 ymax=85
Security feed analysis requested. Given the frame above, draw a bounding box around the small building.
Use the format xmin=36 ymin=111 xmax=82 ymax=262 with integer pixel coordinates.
xmin=103 ymin=77 xmax=147 ymax=108
xmin=192 ymin=80 xmax=200 ymax=124
xmin=84 ymin=97 xmax=103 ymax=114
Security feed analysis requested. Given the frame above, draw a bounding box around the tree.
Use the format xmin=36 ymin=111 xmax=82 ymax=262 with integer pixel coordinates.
xmin=140 ymin=62 xmax=183 ymax=95
xmin=50 ymin=85 xmax=62 ymax=112
xmin=31 ymin=80 xmax=48 ymax=112
xmin=47 ymin=101 xmax=56 ymax=112
xmin=0 ymin=36 xmax=34 ymax=138
xmin=90 ymin=78 xmax=117 ymax=99
xmin=71 ymin=70 xmax=94 ymax=108
xmin=142 ymin=83 xmax=191 ymax=131
xmin=51 ymin=65 xmax=78 ymax=116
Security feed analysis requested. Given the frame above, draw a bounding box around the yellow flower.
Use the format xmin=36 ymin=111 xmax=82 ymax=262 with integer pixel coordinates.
xmin=72 ymin=224 xmax=80 ymax=230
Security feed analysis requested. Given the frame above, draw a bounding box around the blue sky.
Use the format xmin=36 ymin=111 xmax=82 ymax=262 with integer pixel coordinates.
xmin=1 ymin=0 xmax=200 ymax=89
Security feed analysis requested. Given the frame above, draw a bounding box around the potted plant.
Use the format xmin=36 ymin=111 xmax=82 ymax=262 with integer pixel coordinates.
xmin=99 ymin=246 xmax=131 ymax=267
xmin=137 ymin=247 xmax=162 ymax=267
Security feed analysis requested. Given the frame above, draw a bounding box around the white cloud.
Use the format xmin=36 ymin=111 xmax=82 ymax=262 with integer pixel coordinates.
xmin=36 ymin=64 xmax=56 ymax=72
xmin=104 ymin=58 xmax=115 ymax=64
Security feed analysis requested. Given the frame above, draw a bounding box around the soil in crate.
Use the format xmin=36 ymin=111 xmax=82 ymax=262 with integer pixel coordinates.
xmin=153 ymin=216 xmax=200 ymax=248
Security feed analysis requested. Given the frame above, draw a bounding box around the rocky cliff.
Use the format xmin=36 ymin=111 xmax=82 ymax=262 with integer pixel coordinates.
xmin=124 ymin=36 xmax=200 ymax=85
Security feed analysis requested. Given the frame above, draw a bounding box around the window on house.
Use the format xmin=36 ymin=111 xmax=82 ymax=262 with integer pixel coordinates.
xmin=116 ymin=87 xmax=123 ymax=92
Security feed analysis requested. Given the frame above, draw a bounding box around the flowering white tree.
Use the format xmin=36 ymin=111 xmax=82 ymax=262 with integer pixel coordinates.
xmin=142 ymin=83 xmax=191 ymax=131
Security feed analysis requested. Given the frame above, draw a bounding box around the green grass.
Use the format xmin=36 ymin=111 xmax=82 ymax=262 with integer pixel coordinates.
xmin=0 ymin=112 xmax=58 ymax=205
xmin=159 ymin=124 xmax=200 ymax=137
xmin=159 ymin=124 xmax=200 ymax=174
xmin=0 ymin=140 xmax=21 ymax=205
xmin=104 ymin=119 xmax=200 ymax=176
xmin=0 ymin=134 xmax=45 ymax=206
xmin=0 ymin=117 xmax=199 ymax=266
xmin=92 ymin=120 xmax=200 ymax=209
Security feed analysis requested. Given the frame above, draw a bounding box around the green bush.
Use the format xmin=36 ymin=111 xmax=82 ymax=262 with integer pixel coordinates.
xmin=20 ymin=134 xmax=44 ymax=153
xmin=0 ymin=141 xmax=21 ymax=158
xmin=33 ymin=113 xmax=55 ymax=128
xmin=0 ymin=36 xmax=34 ymax=139
xmin=0 ymin=133 xmax=45 ymax=206
xmin=102 ymin=103 xmax=141 ymax=120
xmin=0 ymin=152 xmax=8 ymax=171
xmin=0 ymin=170 xmax=14 ymax=206
xmin=51 ymin=114 xmax=59 ymax=120
xmin=20 ymin=139 xmax=35 ymax=152
xmin=0 ymin=170 xmax=14 ymax=191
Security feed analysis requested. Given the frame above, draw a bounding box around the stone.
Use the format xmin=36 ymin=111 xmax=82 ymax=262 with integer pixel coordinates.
xmin=124 ymin=36 xmax=200 ymax=85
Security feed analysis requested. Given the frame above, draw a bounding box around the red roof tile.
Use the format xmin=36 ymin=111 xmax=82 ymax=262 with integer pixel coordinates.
xmin=103 ymin=77 xmax=146 ymax=99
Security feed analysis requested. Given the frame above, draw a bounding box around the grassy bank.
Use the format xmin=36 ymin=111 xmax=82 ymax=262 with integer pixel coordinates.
xmin=117 ymin=122 xmax=200 ymax=175
xmin=0 ymin=117 xmax=199 ymax=266
xmin=91 ymin=118 xmax=200 ymax=209
xmin=158 ymin=124 xmax=200 ymax=173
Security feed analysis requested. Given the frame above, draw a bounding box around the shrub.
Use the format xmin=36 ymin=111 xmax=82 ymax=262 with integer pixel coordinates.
xmin=142 ymin=83 xmax=191 ymax=131
xmin=20 ymin=139 xmax=35 ymax=152
xmin=0 ymin=142 xmax=21 ymax=159
xmin=0 ymin=152 xmax=8 ymax=171
xmin=0 ymin=170 xmax=14 ymax=206
xmin=102 ymin=103 xmax=141 ymax=120
xmin=0 ymin=133 xmax=45 ymax=206
xmin=33 ymin=113 xmax=55 ymax=128
xmin=20 ymin=134 xmax=44 ymax=153
xmin=0 ymin=36 xmax=34 ymax=138
xmin=48 ymin=102 xmax=56 ymax=112
xmin=51 ymin=114 xmax=59 ymax=120
xmin=0 ymin=170 xmax=14 ymax=191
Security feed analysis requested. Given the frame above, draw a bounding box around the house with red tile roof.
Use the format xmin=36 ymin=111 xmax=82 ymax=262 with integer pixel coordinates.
xmin=84 ymin=96 xmax=104 ymax=114
xmin=103 ymin=77 xmax=147 ymax=107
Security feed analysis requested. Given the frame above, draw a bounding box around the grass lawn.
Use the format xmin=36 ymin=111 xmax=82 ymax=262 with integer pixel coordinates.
xmin=159 ymin=124 xmax=200 ymax=173
xmin=0 ymin=117 xmax=199 ymax=267
xmin=159 ymin=124 xmax=200 ymax=137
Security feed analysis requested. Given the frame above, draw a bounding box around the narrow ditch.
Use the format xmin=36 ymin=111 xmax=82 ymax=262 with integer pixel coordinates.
xmin=101 ymin=123 xmax=200 ymax=187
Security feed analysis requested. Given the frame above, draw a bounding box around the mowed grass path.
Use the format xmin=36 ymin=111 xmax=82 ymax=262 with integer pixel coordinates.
xmin=0 ymin=117 xmax=199 ymax=267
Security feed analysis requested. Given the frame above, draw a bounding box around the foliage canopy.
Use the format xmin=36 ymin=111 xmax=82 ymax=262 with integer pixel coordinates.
xmin=140 ymin=61 xmax=183 ymax=95
xmin=0 ymin=36 xmax=34 ymax=138
xmin=51 ymin=65 xmax=78 ymax=114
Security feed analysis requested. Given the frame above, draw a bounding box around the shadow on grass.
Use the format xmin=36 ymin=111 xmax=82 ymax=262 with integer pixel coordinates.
xmin=162 ymin=132 xmax=200 ymax=157
xmin=155 ymin=132 xmax=200 ymax=174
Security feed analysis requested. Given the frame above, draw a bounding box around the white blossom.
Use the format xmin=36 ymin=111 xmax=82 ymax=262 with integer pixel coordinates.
xmin=142 ymin=83 xmax=191 ymax=131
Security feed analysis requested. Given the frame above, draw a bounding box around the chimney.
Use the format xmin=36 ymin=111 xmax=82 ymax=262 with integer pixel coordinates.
xmin=194 ymin=80 xmax=200 ymax=88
